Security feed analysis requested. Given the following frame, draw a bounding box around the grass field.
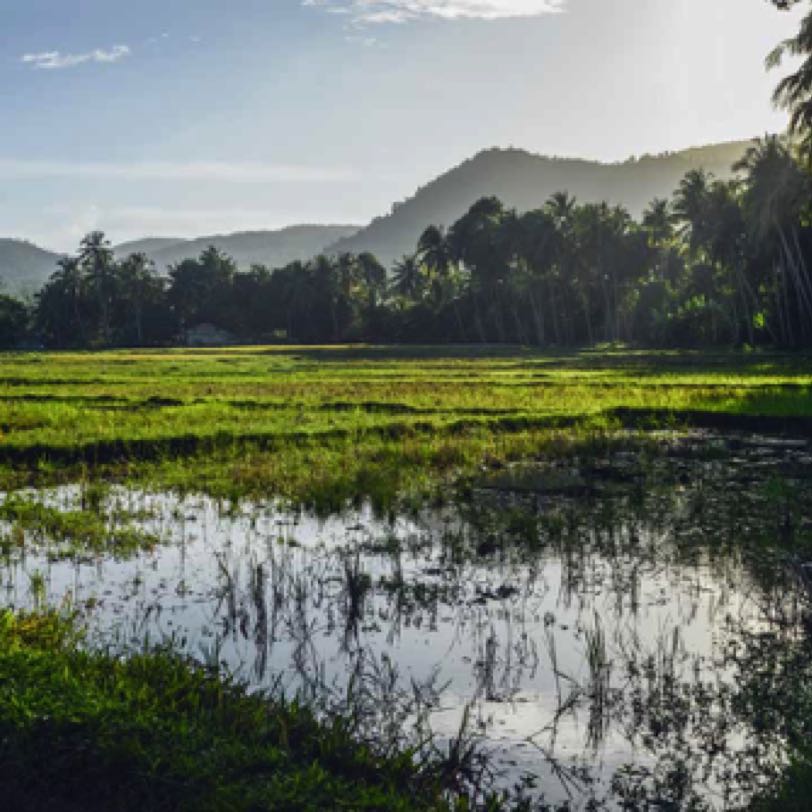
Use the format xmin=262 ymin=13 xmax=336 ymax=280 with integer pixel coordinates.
xmin=3 ymin=345 xmax=812 ymax=810
xmin=1 ymin=345 xmax=811 ymax=509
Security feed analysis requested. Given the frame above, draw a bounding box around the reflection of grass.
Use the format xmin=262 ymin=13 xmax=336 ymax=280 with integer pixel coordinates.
xmin=0 ymin=610 xmax=483 ymax=811
xmin=0 ymin=493 xmax=159 ymax=559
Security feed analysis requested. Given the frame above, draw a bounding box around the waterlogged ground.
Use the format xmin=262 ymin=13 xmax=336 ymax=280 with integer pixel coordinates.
xmin=2 ymin=432 xmax=812 ymax=809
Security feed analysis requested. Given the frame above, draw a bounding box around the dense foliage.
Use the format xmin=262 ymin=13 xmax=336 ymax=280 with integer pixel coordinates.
xmin=0 ymin=135 xmax=807 ymax=350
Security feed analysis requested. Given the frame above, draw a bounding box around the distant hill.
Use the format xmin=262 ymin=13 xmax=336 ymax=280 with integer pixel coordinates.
xmin=1 ymin=140 xmax=756 ymax=291
xmin=114 ymin=225 xmax=361 ymax=272
xmin=0 ymin=226 xmax=362 ymax=293
xmin=113 ymin=237 xmax=185 ymax=257
xmin=0 ymin=239 xmax=64 ymax=295
xmin=326 ymin=140 xmax=754 ymax=266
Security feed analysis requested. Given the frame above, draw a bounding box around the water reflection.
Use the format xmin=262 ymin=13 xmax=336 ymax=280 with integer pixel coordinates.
xmin=1 ymin=432 xmax=811 ymax=808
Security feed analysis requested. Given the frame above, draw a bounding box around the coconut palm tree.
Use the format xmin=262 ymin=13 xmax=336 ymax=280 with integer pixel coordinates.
xmin=36 ymin=257 xmax=86 ymax=347
xmin=736 ymin=135 xmax=812 ymax=342
xmin=116 ymin=252 xmax=163 ymax=345
xmin=768 ymin=5 xmax=812 ymax=161
xmin=79 ymin=231 xmax=116 ymax=343
xmin=391 ymin=254 xmax=424 ymax=301
xmin=418 ymin=224 xmax=467 ymax=338
xmin=642 ymin=198 xmax=675 ymax=247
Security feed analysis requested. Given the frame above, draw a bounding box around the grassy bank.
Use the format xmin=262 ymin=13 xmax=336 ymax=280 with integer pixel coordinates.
xmin=0 ymin=610 xmax=493 ymax=811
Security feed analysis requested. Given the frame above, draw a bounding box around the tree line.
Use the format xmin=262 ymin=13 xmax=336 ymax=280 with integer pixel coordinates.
xmin=0 ymin=134 xmax=808 ymax=349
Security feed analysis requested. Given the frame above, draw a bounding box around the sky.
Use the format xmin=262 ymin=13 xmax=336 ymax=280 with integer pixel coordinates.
xmin=0 ymin=0 xmax=807 ymax=250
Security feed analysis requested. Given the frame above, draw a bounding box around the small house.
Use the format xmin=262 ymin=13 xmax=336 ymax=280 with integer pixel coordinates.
xmin=184 ymin=323 xmax=236 ymax=347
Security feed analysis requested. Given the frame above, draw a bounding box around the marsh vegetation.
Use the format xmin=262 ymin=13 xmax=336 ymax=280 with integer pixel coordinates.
xmin=1 ymin=347 xmax=812 ymax=809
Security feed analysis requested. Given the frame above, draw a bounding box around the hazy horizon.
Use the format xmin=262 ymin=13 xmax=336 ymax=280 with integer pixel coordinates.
xmin=3 ymin=0 xmax=806 ymax=251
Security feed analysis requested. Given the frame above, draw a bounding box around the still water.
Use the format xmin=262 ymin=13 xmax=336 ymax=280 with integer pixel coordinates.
xmin=2 ymin=432 xmax=812 ymax=809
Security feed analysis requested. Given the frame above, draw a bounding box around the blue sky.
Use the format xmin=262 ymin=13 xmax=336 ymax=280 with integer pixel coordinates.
xmin=0 ymin=0 xmax=806 ymax=249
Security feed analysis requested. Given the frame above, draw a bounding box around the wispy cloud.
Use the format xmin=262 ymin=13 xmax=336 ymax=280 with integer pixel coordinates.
xmin=21 ymin=45 xmax=131 ymax=70
xmin=0 ymin=158 xmax=357 ymax=184
xmin=304 ymin=0 xmax=565 ymax=24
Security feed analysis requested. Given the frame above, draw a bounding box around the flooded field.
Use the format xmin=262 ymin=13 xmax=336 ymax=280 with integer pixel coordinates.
xmin=3 ymin=431 xmax=811 ymax=809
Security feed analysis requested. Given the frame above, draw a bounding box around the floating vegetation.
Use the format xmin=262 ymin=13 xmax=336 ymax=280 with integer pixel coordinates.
xmin=0 ymin=488 xmax=161 ymax=560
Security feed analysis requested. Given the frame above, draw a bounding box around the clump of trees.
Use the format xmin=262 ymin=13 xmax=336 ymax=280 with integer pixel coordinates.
xmin=0 ymin=132 xmax=808 ymax=350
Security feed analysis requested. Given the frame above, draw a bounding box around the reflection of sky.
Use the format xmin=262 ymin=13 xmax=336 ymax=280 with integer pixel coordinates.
xmin=1 ymin=462 xmax=802 ymax=808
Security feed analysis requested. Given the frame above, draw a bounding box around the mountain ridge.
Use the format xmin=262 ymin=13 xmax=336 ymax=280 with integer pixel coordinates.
xmin=0 ymin=225 xmax=361 ymax=292
xmin=325 ymin=139 xmax=754 ymax=265
xmin=114 ymin=224 xmax=361 ymax=273
xmin=0 ymin=139 xmax=756 ymax=290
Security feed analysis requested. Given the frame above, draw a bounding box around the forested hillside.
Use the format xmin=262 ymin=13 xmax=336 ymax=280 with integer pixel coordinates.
xmin=327 ymin=141 xmax=752 ymax=265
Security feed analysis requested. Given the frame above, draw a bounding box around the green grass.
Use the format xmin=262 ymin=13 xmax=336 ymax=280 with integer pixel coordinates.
xmin=0 ymin=345 xmax=810 ymax=509
xmin=3 ymin=345 xmax=812 ymax=808
xmin=0 ymin=490 xmax=160 ymax=560
xmin=0 ymin=609 xmax=494 ymax=811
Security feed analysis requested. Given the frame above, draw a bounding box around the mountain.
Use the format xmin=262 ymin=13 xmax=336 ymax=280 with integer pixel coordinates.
xmin=113 ymin=237 xmax=185 ymax=257
xmin=0 ymin=239 xmax=64 ymax=295
xmin=114 ymin=225 xmax=361 ymax=272
xmin=0 ymin=139 xmax=756 ymax=291
xmin=326 ymin=140 xmax=754 ymax=266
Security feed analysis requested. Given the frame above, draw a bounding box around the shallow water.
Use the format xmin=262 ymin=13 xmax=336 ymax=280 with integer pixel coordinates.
xmin=2 ymin=432 xmax=812 ymax=809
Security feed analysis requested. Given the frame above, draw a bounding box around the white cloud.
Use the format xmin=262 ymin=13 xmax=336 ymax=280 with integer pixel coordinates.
xmin=21 ymin=45 xmax=131 ymax=70
xmin=304 ymin=0 xmax=565 ymax=24
xmin=0 ymin=159 xmax=357 ymax=184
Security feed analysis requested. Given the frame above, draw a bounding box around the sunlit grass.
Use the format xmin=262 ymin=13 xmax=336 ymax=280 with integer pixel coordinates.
xmin=0 ymin=345 xmax=810 ymax=506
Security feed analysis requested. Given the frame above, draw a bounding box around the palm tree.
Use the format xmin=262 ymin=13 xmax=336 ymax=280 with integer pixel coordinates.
xmin=357 ymin=252 xmax=386 ymax=311
xmin=391 ymin=254 xmax=424 ymax=301
xmin=673 ymin=169 xmax=713 ymax=255
xmin=79 ymin=231 xmax=116 ymax=344
xmin=515 ymin=209 xmax=560 ymax=345
xmin=642 ymin=198 xmax=675 ymax=247
xmin=736 ymin=135 xmax=812 ymax=343
xmin=447 ymin=198 xmax=508 ymax=342
xmin=117 ymin=252 xmax=161 ymax=345
xmin=545 ymin=192 xmax=577 ymax=227
xmin=544 ymin=193 xmax=578 ymax=343
xmin=312 ymin=255 xmax=342 ymax=341
xmin=768 ymin=6 xmax=812 ymax=161
xmin=418 ymin=224 xmax=466 ymax=338
xmin=36 ymin=257 xmax=86 ymax=347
